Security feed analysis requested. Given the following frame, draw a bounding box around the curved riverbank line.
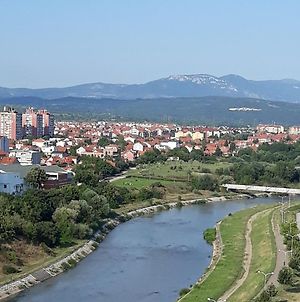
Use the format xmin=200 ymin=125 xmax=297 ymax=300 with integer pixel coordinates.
xmin=0 ymin=197 xmax=213 ymax=301
xmin=0 ymin=194 xmax=273 ymax=301
xmin=179 ymin=204 xmax=277 ymax=302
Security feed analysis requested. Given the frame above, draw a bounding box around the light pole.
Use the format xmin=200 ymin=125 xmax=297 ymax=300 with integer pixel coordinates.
xmin=279 ymin=249 xmax=292 ymax=265
xmin=257 ymin=270 xmax=274 ymax=288
xmin=279 ymin=199 xmax=287 ymax=223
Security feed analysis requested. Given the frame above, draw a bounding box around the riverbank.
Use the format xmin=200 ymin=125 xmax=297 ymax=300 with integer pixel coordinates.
xmin=0 ymin=193 xmax=267 ymax=301
xmin=178 ymin=204 xmax=279 ymax=302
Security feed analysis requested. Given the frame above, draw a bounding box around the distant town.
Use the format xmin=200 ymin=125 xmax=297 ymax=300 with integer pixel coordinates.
xmin=0 ymin=105 xmax=299 ymax=196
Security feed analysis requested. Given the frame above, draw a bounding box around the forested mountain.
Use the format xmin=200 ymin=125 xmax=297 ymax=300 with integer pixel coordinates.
xmin=1 ymin=74 xmax=300 ymax=102
xmin=1 ymin=96 xmax=300 ymax=126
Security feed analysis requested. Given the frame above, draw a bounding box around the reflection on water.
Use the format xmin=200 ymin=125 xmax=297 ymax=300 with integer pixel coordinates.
xmin=10 ymin=197 xmax=278 ymax=302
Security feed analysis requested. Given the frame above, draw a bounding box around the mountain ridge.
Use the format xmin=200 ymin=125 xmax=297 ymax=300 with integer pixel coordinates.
xmin=1 ymin=74 xmax=300 ymax=102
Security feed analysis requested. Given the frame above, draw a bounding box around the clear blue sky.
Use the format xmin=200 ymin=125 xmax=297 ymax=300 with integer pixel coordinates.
xmin=1 ymin=0 xmax=300 ymax=88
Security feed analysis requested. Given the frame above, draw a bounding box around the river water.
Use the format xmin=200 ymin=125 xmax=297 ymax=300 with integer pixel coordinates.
xmin=10 ymin=197 xmax=279 ymax=302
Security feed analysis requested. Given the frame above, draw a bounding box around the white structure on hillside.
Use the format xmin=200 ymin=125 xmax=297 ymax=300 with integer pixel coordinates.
xmin=160 ymin=141 xmax=179 ymax=150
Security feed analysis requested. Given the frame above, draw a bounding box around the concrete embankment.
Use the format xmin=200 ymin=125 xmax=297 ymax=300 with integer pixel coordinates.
xmin=0 ymin=193 xmax=254 ymax=301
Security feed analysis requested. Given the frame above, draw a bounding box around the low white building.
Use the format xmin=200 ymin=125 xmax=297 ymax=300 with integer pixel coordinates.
xmin=9 ymin=150 xmax=41 ymax=165
xmin=0 ymin=171 xmax=24 ymax=195
xmin=289 ymin=126 xmax=300 ymax=135
xmin=133 ymin=142 xmax=144 ymax=152
xmin=160 ymin=141 xmax=179 ymax=150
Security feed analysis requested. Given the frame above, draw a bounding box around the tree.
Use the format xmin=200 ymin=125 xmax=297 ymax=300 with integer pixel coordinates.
xmin=35 ymin=221 xmax=59 ymax=247
xmin=229 ymin=142 xmax=236 ymax=153
xmin=191 ymin=175 xmax=217 ymax=191
xmin=52 ymin=206 xmax=78 ymax=246
xmin=214 ymin=146 xmax=222 ymax=157
xmin=25 ymin=167 xmax=47 ymax=189
xmin=278 ymin=267 xmax=293 ymax=285
xmin=97 ymin=137 xmax=111 ymax=147
xmin=82 ymin=189 xmax=110 ymax=220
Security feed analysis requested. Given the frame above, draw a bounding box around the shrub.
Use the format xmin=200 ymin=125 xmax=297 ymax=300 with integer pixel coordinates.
xmin=203 ymin=228 xmax=216 ymax=245
xmin=179 ymin=288 xmax=190 ymax=296
xmin=61 ymin=262 xmax=71 ymax=271
xmin=191 ymin=175 xmax=218 ymax=191
xmin=2 ymin=265 xmax=20 ymax=274
xmin=68 ymin=258 xmax=77 ymax=268
xmin=40 ymin=242 xmax=56 ymax=256
xmin=278 ymin=267 xmax=293 ymax=285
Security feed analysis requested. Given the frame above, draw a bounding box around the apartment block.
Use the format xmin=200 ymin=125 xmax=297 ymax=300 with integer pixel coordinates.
xmin=0 ymin=107 xmax=23 ymax=140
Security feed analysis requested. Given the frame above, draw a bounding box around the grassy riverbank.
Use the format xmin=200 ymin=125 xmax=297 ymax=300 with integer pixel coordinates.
xmin=0 ymin=239 xmax=85 ymax=285
xmin=228 ymin=208 xmax=276 ymax=301
xmin=180 ymin=204 xmax=277 ymax=302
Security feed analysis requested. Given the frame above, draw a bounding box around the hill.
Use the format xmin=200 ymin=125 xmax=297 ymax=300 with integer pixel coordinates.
xmin=1 ymin=96 xmax=300 ymax=126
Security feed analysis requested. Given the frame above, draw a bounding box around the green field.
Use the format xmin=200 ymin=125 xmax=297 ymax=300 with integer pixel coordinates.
xmin=129 ymin=160 xmax=232 ymax=181
xmin=113 ymin=176 xmax=187 ymax=189
xmin=228 ymin=208 xmax=276 ymax=301
xmin=180 ymin=204 xmax=276 ymax=302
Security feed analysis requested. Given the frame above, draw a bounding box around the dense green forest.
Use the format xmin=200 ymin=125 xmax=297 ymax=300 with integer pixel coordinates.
xmin=2 ymin=96 xmax=300 ymax=125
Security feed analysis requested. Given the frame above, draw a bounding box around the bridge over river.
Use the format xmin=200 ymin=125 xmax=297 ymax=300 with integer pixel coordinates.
xmin=223 ymin=184 xmax=300 ymax=195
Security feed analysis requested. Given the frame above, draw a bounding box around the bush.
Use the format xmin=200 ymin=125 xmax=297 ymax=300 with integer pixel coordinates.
xmin=67 ymin=258 xmax=77 ymax=268
xmin=278 ymin=267 xmax=293 ymax=285
xmin=191 ymin=175 xmax=218 ymax=191
xmin=40 ymin=242 xmax=56 ymax=256
xmin=203 ymin=228 xmax=216 ymax=245
xmin=179 ymin=288 xmax=190 ymax=296
xmin=61 ymin=262 xmax=71 ymax=271
xmin=2 ymin=265 xmax=20 ymax=274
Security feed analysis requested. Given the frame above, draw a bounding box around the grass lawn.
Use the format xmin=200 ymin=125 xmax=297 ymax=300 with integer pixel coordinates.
xmin=113 ymin=176 xmax=187 ymax=189
xmin=228 ymin=208 xmax=276 ymax=301
xmin=128 ymin=160 xmax=232 ymax=181
xmin=180 ymin=204 xmax=276 ymax=302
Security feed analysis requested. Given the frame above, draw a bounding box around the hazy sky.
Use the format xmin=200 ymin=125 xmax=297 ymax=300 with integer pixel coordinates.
xmin=1 ymin=0 xmax=300 ymax=88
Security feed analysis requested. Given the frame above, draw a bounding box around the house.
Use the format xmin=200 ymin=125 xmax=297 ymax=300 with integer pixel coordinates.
xmin=257 ymin=124 xmax=284 ymax=134
xmin=9 ymin=150 xmax=41 ymax=165
xmin=192 ymin=131 xmax=205 ymax=141
xmin=123 ymin=150 xmax=136 ymax=162
xmin=0 ymin=164 xmax=73 ymax=193
xmin=160 ymin=141 xmax=179 ymax=150
xmin=289 ymin=126 xmax=300 ymax=135
xmin=0 ymin=170 xmax=24 ymax=195
xmin=104 ymin=145 xmax=119 ymax=157
xmin=32 ymin=138 xmax=47 ymax=149
xmin=133 ymin=142 xmax=144 ymax=152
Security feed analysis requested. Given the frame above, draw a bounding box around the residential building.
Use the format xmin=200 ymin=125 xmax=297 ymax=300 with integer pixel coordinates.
xmin=257 ymin=124 xmax=284 ymax=134
xmin=288 ymin=126 xmax=300 ymax=135
xmin=22 ymin=107 xmax=43 ymax=138
xmin=0 ymin=107 xmax=23 ymax=140
xmin=0 ymin=170 xmax=24 ymax=195
xmin=38 ymin=109 xmax=55 ymax=137
xmin=9 ymin=150 xmax=41 ymax=165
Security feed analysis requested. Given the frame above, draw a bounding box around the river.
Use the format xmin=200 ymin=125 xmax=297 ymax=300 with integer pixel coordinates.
xmin=10 ymin=197 xmax=279 ymax=302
